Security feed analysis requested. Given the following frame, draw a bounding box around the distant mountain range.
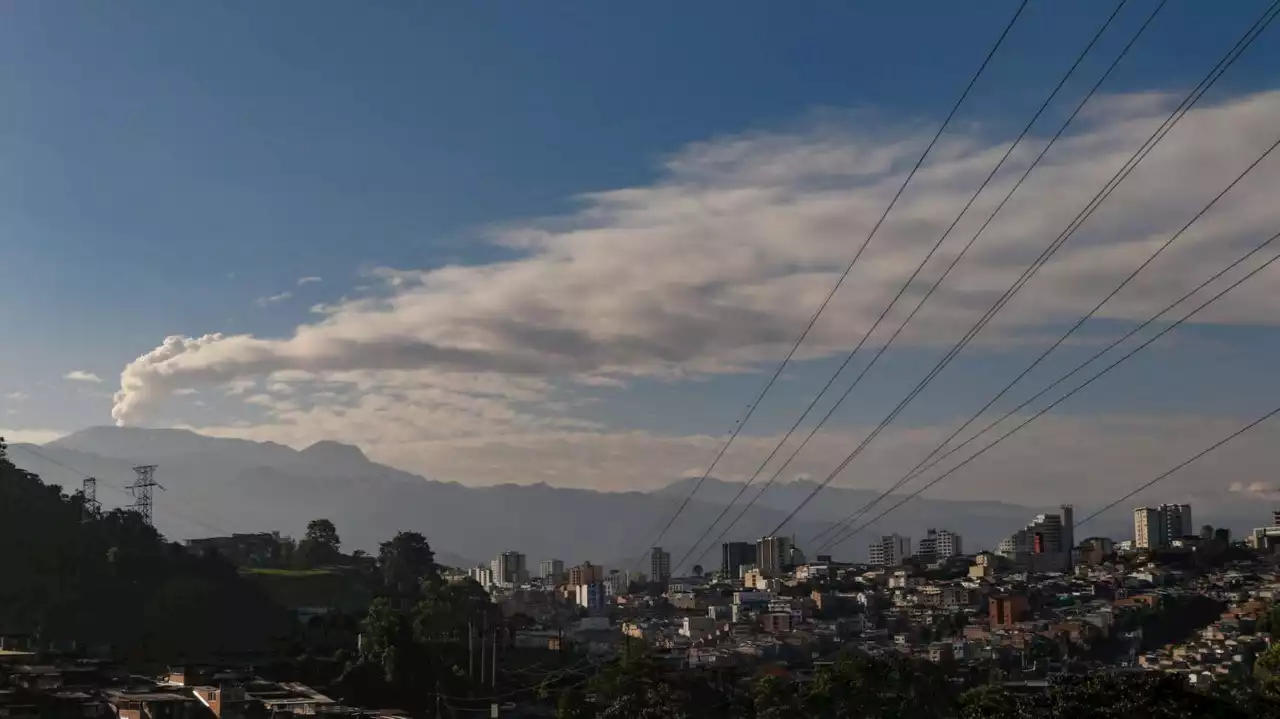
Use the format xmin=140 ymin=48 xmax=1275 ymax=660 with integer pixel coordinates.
xmin=2 ymin=426 xmax=1218 ymax=569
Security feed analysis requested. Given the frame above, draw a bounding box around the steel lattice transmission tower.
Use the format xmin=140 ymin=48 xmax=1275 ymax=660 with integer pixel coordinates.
xmin=127 ymin=464 xmax=163 ymax=527
xmin=82 ymin=477 xmax=100 ymax=523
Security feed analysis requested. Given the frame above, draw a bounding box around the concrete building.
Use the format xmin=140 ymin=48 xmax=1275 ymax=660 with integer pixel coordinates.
xmin=1134 ymin=507 xmax=1161 ymax=549
xmin=185 ymin=533 xmax=288 ymax=566
xmin=999 ymin=505 xmax=1073 ymax=570
xmin=868 ymin=534 xmax=910 ymax=566
xmin=680 ymin=616 xmax=716 ymax=640
xmin=540 ymin=559 xmax=565 ymax=582
xmin=469 ymin=565 xmax=495 ymax=587
xmin=495 ymin=551 xmax=528 ymax=587
xmin=915 ymin=529 xmax=962 ymax=560
xmin=1061 ymin=504 xmax=1074 ymax=560
xmin=989 ymin=594 xmax=1030 ymax=628
xmin=650 ymin=547 xmax=671 ymax=583
xmin=603 ymin=569 xmax=635 ymax=596
xmin=1161 ymin=503 xmax=1193 ymax=542
xmin=576 ymin=582 xmax=607 ymax=612
xmin=756 ymin=536 xmax=792 ymax=577
xmin=569 ymin=561 xmax=603 ymax=587
xmin=1134 ymin=504 xmax=1193 ymax=549
xmin=761 ymin=612 xmax=793 ymax=634
xmin=721 ymin=541 xmax=757 ymax=578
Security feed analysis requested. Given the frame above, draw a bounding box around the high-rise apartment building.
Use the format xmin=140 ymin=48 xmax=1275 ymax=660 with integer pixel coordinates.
xmin=1161 ymin=504 xmax=1192 ymax=542
xmin=1134 ymin=507 xmax=1160 ymax=549
xmin=1061 ymin=504 xmax=1074 ymax=559
xmin=469 ymin=565 xmax=494 ymax=587
xmin=756 ymin=536 xmax=793 ymax=577
xmin=540 ymin=559 xmax=565 ymax=582
xmin=568 ymin=561 xmax=603 ymax=587
xmin=494 ymin=551 xmax=528 ymax=587
xmin=650 ymin=547 xmax=671 ymax=583
xmin=721 ymin=542 xmax=757 ymax=578
xmin=997 ymin=505 xmax=1073 ymax=571
xmin=916 ymin=529 xmax=963 ymax=560
xmin=868 ymin=534 xmax=911 ymax=566
xmin=1134 ymin=504 xmax=1194 ymax=549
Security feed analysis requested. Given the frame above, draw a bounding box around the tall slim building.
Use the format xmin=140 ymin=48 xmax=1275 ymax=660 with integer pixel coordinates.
xmin=469 ymin=565 xmax=495 ymax=587
xmin=868 ymin=534 xmax=911 ymax=566
xmin=1134 ymin=507 xmax=1160 ymax=549
xmin=495 ymin=551 xmax=528 ymax=587
xmin=998 ymin=508 xmax=1071 ymax=571
xmin=1031 ymin=513 xmax=1063 ymax=554
xmin=1060 ymin=504 xmax=1074 ymax=562
xmin=1134 ymin=504 xmax=1194 ymax=549
xmin=1161 ymin=504 xmax=1192 ymax=542
xmin=650 ymin=547 xmax=671 ymax=583
xmin=540 ymin=559 xmax=564 ymax=582
xmin=916 ymin=529 xmax=963 ymax=560
xmin=721 ymin=542 xmax=757 ymax=578
xmin=756 ymin=536 xmax=792 ymax=577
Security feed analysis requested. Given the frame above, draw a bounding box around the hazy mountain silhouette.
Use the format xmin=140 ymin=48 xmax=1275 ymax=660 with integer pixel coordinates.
xmin=0 ymin=426 xmax=1187 ymax=569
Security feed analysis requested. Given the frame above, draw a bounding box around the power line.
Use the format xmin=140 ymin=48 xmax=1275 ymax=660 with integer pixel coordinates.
xmin=672 ymin=0 xmax=1158 ymax=573
xmin=811 ymin=131 xmax=1280 ymax=549
xmin=6 ymin=442 xmax=237 ymax=538
xmin=817 ymin=227 xmax=1280 ymax=552
xmin=629 ymin=0 xmax=1031 ymax=570
xmin=1074 ymin=405 xmax=1280 ymax=531
xmin=765 ymin=0 xmax=1280 ymax=542
xmin=822 ymin=231 xmax=1280 ymax=552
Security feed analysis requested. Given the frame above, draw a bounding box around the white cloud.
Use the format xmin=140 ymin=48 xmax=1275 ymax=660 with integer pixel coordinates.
xmin=3 ymin=392 xmax=29 ymax=402
xmin=173 ymin=388 xmax=200 ymax=396
xmin=255 ymin=291 xmax=293 ymax=307
xmin=111 ymin=90 xmax=1280 ymax=428
xmin=297 ymin=276 xmax=323 ymax=286
xmin=1228 ymin=480 xmax=1280 ymax=499
xmin=109 ymin=88 xmax=1280 ymax=512
xmin=0 ymin=427 xmax=67 ymax=445
xmin=64 ymin=370 xmax=103 ymax=384
xmin=223 ymin=377 xmax=258 ymax=396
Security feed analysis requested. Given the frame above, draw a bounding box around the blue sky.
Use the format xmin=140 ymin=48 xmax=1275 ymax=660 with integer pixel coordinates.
xmin=2 ymin=0 xmax=1279 ymax=508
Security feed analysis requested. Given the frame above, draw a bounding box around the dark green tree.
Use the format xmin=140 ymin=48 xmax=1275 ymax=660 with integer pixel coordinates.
xmin=0 ymin=438 xmax=290 ymax=661
xmin=753 ymin=675 xmax=797 ymax=719
xmin=305 ymin=518 xmax=341 ymax=552
xmin=295 ymin=518 xmax=342 ymax=568
xmin=378 ymin=531 xmax=437 ymax=598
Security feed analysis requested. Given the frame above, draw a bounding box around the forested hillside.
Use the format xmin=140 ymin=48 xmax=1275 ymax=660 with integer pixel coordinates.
xmin=0 ymin=438 xmax=291 ymax=661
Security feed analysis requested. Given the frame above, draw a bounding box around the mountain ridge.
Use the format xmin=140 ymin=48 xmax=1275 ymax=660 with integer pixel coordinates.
xmin=5 ymin=426 xmax=1152 ymax=568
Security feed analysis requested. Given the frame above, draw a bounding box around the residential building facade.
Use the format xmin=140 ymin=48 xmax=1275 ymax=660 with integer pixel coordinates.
xmin=915 ymin=528 xmax=963 ymax=560
xmin=721 ymin=541 xmax=757 ymax=578
xmin=650 ymin=547 xmax=671 ymax=583
xmin=540 ymin=559 xmax=565 ymax=582
xmin=756 ymin=536 xmax=792 ymax=577
xmin=868 ymin=534 xmax=911 ymax=566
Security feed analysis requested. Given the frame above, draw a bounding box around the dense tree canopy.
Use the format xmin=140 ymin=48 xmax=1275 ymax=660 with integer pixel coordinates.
xmin=378 ymin=530 xmax=437 ymax=597
xmin=0 ymin=438 xmax=291 ymax=661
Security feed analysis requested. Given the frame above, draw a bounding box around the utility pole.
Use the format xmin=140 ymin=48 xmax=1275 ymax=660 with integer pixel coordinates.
xmin=490 ymin=627 xmax=497 ymax=690
xmin=126 ymin=464 xmax=163 ymax=527
xmin=480 ymin=616 xmax=487 ymax=687
xmin=469 ymin=620 xmax=475 ymax=681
